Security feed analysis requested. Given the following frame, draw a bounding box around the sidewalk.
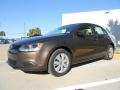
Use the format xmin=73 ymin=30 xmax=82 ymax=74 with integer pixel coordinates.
xmin=0 ymin=44 xmax=10 ymax=60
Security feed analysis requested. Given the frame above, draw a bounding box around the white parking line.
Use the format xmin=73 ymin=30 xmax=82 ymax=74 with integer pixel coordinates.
xmin=55 ymin=77 xmax=120 ymax=90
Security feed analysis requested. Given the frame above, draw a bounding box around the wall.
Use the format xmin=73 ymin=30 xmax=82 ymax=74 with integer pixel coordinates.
xmin=62 ymin=9 xmax=120 ymax=46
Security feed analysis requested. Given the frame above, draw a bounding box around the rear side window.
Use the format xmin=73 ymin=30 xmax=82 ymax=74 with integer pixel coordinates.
xmin=78 ymin=25 xmax=93 ymax=36
xmin=94 ymin=26 xmax=107 ymax=35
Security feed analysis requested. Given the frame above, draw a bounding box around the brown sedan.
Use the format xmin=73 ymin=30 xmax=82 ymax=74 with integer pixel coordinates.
xmin=8 ymin=23 xmax=115 ymax=77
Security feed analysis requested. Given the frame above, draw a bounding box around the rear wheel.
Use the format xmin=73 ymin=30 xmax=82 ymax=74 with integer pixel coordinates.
xmin=104 ymin=45 xmax=114 ymax=60
xmin=48 ymin=49 xmax=71 ymax=77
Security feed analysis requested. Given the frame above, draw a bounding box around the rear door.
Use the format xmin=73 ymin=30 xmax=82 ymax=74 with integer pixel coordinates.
xmin=72 ymin=24 xmax=98 ymax=63
xmin=93 ymin=25 xmax=109 ymax=57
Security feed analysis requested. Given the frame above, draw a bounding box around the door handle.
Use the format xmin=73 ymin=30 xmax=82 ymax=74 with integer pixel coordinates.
xmin=94 ymin=36 xmax=98 ymax=41
xmin=94 ymin=38 xmax=98 ymax=41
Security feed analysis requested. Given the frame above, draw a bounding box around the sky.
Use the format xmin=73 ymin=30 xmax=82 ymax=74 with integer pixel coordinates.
xmin=0 ymin=0 xmax=120 ymax=38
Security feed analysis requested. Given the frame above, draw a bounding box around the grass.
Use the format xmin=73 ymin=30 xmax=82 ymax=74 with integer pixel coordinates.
xmin=115 ymin=48 xmax=120 ymax=54
xmin=114 ymin=48 xmax=120 ymax=58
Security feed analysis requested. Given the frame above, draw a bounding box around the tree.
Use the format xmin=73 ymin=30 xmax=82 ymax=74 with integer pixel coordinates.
xmin=0 ymin=31 xmax=6 ymax=38
xmin=107 ymin=19 xmax=120 ymax=47
xmin=27 ymin=27 xmax=41 ymax=37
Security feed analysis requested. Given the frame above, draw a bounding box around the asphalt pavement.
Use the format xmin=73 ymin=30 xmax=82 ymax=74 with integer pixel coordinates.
xmin=0 ymin=58 xmax=120 ymax=90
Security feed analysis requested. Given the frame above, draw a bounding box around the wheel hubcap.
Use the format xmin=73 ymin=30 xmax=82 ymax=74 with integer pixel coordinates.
xmin=54 ymin=53 xmax=69 ymax=73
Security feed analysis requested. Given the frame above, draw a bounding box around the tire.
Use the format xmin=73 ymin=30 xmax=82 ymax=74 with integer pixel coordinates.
xmin=48 ymin=49 xmax=71 ymax=77
xmin=104 ymin=45 xmax=114 ymax=60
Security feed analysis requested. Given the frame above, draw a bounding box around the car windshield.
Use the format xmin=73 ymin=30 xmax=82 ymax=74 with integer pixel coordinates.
xmin=45 ymin=26 xmax=69 ymax=35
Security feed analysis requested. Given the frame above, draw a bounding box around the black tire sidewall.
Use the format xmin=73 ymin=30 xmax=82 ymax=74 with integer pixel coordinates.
xmin=48 ymin=49 xmax=71 ymax=77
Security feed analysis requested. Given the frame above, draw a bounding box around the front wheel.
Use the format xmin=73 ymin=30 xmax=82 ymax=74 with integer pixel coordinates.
xmin=104 ymin=45 xmax=114 ymax=60
xmin=48 ymin=49 xmax=71 ymax=77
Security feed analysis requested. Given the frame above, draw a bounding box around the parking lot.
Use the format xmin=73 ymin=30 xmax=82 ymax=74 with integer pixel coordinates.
xmin=0 ymin=45 xmax=120 ymax=90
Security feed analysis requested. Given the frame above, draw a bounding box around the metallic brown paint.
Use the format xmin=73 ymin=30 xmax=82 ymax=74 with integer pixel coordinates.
xmin=8 ymin=23 xmax=115 ymax=72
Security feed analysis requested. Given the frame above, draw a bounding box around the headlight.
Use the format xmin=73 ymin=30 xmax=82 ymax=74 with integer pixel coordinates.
xmin=19 ymin=43 xmax=43 ymax=52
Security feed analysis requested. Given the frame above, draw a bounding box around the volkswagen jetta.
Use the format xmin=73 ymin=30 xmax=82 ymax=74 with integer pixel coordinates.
xmin=8 ymin=23 xmax=115 ymax=76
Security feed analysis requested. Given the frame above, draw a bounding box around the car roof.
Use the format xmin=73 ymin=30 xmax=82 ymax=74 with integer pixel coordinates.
xmin=63 ymin=23 xmax=99 ymax=28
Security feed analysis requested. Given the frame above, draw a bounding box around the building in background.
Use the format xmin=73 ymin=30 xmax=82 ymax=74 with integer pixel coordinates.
xmin=62 ymin=9 xmax=120 ymax=47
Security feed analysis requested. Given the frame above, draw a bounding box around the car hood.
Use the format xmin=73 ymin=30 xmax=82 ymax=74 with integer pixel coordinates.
xmin=13 ymin=34 xmax=65 ymax=46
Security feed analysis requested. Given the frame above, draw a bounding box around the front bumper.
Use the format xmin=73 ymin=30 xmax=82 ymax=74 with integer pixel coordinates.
xmin=8 ymin=50 xmax=47 ymax=71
